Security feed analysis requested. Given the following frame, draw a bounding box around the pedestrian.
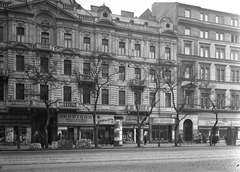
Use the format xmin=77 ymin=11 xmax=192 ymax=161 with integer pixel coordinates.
xmin=144 ymin=131 xmax=148 ymax=145
xmin=40 ymin=134 xmax=45 ymax=148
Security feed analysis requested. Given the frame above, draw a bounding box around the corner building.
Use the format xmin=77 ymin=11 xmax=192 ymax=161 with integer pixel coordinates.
xmin=150 ymin=2 xmax=240 ymax=142
xmin=0 ymin=0 xmax=178 ymax=145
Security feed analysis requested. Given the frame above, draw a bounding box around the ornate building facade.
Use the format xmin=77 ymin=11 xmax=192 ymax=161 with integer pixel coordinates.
xmin=0 ymin=0 xmax=178 ymax=145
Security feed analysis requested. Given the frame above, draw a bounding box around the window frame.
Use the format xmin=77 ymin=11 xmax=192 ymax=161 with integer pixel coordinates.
xmin=16 ymin=55 xmax=25 ymax=72
xmin=64 ymin=59 xmax=72 ymax=75
xmin=119 ymin=66 xmax=125 ymax=81
xmin=16 ymin=83 xmax=24 ymax=100
xmin=63 ymin=86 xmax=72 ymax=102
xmin=165 ymin=93 xmax=171 ymax=107
xmin=102 ymin=89 xmax=109 ymax=105
xmin=119 ymin=42 xmax=125 ymax=55
xmin=83 ymin=88 xmax=91 ymax=104
xmin=149 ymin=46 xmax=155 ymax=58
xmin=102 ymin=39 xmax=109 ymax=53
xmin=135 ymin=44 xmax=141 ymax=57
xmin=64 ymin=33 xmax=72 ymax=48
xmin=119 ymin=90 xmax=125 ymax=106
xmin=40 ymin=84 xmax=49 ymax=101
xmin=83 ymin=37 xmax=90 ymax=51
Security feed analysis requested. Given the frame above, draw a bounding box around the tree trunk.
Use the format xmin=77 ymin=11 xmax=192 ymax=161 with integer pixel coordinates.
xmin=44 ymin=108 xmax=51 ymax=148
xmin=174 ymin=122 xmax=179 ymax=146
xmin=137 ymin=125 xmax=141 ymax=147
xmin=93 ymin=115 xmax=98 ymax=147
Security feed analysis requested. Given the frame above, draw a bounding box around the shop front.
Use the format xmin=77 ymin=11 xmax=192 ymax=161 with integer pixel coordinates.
xmin=57 ymin=113 xmax=115 ymax=144
xmin=121 ymin=115 xmax=149 ymax=144
xmin=0 ymin=113 xmax=32 ymax=145
xmin=149 ymin=117 xmax=175 ymax=143
xmin=198 ymin=119 xmax=240 ymax=141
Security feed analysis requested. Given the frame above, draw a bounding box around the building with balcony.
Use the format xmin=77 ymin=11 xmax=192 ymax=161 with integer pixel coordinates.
xmin=149 ymin=2 xmax=240 ymax=142
xmin=0 ymin=0 xmax=178 ymax=145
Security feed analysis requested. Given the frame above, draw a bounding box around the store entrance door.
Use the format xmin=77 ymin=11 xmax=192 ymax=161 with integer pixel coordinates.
xmin=184 ymin=119 xmax=193 ymax=141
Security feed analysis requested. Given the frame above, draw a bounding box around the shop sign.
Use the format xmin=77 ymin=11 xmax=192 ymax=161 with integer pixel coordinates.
xmin=153 ymin=118 xmax=175 ymax=124
xmin=0 ymin=114 xmax=32 ymax=124
xmin=231 ymin=121 xmax=240 ymax=127
xmin=58 ymin=114 xmax=93 ymax=124
xmin=199 ymin=120 xmax=231 ymax=127
xmin=123 ymin=115 xmax=149 ymax=124
xmin=98 ymin=115 xmax=114 ymax=125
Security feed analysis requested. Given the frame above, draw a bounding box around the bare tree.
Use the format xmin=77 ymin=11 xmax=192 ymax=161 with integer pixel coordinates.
xmin=25 ymin=57 xmax=61 ymax=148
xmin=74 ymin=52 xmax=118 ymax=148
xmin=129 ymin=65 xmax=164 ymax=147
xmin=160 ymin=60 xmax=197 ymax=146
xmin=199 ymin=81 xmax=227 ymax=146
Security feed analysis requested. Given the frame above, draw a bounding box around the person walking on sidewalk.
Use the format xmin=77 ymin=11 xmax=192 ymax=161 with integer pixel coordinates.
xmin=144 ymin=131 xmax=148 ymax=145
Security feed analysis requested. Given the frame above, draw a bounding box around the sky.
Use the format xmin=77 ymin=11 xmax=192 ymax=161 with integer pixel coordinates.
xmin=76 ymin=0 xmax=240 ymax=17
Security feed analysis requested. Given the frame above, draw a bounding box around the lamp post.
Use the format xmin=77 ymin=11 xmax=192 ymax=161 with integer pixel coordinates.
xmin=158 ymin=123 xmax=161 ymax=147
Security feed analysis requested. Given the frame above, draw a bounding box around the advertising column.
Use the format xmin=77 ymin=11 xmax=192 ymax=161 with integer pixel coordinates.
xmin=114 ymin=116 xmax=123 ymax=146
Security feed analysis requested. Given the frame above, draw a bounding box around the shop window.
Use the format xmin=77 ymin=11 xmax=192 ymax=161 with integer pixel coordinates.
xmin=0 ymin=126 xmax=5 ymax=142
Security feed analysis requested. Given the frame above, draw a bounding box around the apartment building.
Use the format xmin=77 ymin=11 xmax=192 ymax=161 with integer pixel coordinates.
xmin=150 ymin=2 xmax=240 ymax=142
xmin=0 ymin=0 xmax=177 ymax=145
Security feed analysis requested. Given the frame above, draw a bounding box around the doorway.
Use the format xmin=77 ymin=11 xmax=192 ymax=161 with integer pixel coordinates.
xmin=184 ymin=119 xmax=193 ymax=141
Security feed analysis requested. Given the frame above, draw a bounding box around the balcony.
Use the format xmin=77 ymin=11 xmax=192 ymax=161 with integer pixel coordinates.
xmin=127 ymin=105 xmax=148 ymax=112
xmin=58 ymin=101 xmax=78 ymax=109
xmin=6 ymin=100 xmax=30 ymax=107
xmin=129 ymin=79 xmax=146 ymax=91
xmin=77 ymin=76 xmax=95 ymax=88
xmin=0 ymin=69 xmax=8 ymax=81
xmin=34 ymin=43 xmax=54 ymax=51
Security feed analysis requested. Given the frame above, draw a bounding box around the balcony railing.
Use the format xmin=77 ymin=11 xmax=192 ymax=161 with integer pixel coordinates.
xmin=58 ymin=101 xmax=78 ymax=108
xmin=127 ymin=105 xmax=148 ymax=112
xmin=34 ymin=43 xmax=53 ymax=50
xmin=7 ymin=100 xmax=30 ymax=107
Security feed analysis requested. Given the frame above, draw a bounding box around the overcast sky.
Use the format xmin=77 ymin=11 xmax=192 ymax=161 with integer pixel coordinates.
xmin=76 ymin=0 xmax=240 ymax=17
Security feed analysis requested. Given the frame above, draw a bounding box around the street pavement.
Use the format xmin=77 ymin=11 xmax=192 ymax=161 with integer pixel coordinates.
xmin=0 ymin=142 xmax=240 ymax=172
xmin=0 ymin=141 xmax=229 ymax=151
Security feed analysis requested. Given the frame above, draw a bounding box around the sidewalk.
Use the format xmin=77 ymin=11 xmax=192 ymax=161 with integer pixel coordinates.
xmin=0 ymin=142 xmax=229 ymax=151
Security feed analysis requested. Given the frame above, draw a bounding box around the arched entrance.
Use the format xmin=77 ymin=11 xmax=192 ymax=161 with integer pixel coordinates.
xmin=183 ymin=119 xmax=193 ymax=141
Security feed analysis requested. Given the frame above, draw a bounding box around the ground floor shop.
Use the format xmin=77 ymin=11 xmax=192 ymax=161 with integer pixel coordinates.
xmin=179 ymin=113 xmax=240 ymax=143
xmin=0 ymin=113 xmax=32 ymax=145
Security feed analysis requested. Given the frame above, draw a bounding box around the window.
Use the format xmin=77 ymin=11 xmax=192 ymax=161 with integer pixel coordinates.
xmin=41 ymin=32 xmax=49 ymax=44
xmin=230 ymin=50 xmax=240 ymax=61
xmin=163 ymin=69 xmax=171 ymax=82
xmin=83 ymin=37 xmax=90 ymax=51
xmin=64 ymin=33 xmax=72 ymax=48
xmin=231 ymin=18 xmax=239 ymax=26
xmin=119 ymin=42 xmax=125 ymax=55
xmin=102 ymin=89 xmax=109 ymax=105
xmin=135 ymin=91 xmax=141 ymax=105
xmin=185 ymin=28 xmax=190 ymax=35
xmin=185 ymin=10 xmax=190 ymax=18
xmin=200 ymin=30 xmax=208 ymax=39
xmin=0 ymin=83 xmax=3 ymax=101
xmin=185 ymin=90 xmax=194 ymax=106
xmin=40 ymin=85 xmax=48 ymax=100
xmin=17 ymin=27 xmax=24 ymax=42
xmin=216 ymin=47 xmax=225 ymax=59
xmin=184 ymin=65 xmax=193 ymax=79
xmin=149 ymin=92 xmax=155 ymax=106
xmin=184 ymin=42 xmax=191 ymax=55
xmin=201 ymin=92 xmax=210 ymax=109
xmin=0 ymin=27 xmax=3 ymax=42
xmin=83 ymin=63 xmax=90 ymax=77
xmin=216 ymin=33 xmax=224 ymax=41
xmin=63 ymin=86 xmax=71 ymax=102
xmin=16 ymin=83 xmax=24 ymax=100
xmin=216 ymin=90 xmax=225 ymax=109
xmin=64 ymin=60 xmax=71 ymax=75
xmin=40 ymin=57 xmax=48 ymax=73
xmin=216 ymin=16 xmax=219 ymax=23
xmin=200 ymin=66 xmax=210 ymax=80
xmin=149 ymin=46 xmax=155 ymax=58
xmin=16 ymin=55 xmax=24 ymax=72
xmin=135 ymin=44 xmax=141 ymax=57
xmin=230 ymin=91 xmax=240 ymax=110
xmin=149 ymin=69 xmax=155 ymax=82
xmin=165 ymin=93 xmax=171 ymax=107
xmin=204 ymin=14 xmax=208 ymax=21
xmin=200 ymin=45 xmax=210 ymax=57
xmin=119 ymin=90 xmax=125 ymax=105
xmin=231 ymin=34 xmax=239 ymax=43
xmin=200 ymin=13 xmax=208 ymax=21
xmin=216 ymin=65 xmax=225 ymax=81
xmin=230 ymin=67 xmax=240 ymax=82
xmin=83 ymin=88 xmax=90 ymax=104
xmin=119 ymin=66 xmax=125 ymax=81
xmin=102 ymin=39 xmax=108 ymax=53
xmin=135 ymin=68 xmax=141 ymax=81
xmin=102 ymin=63 xmax=109 ymax=78
xmin=165 ymin=47 xmax=171 ymax=60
